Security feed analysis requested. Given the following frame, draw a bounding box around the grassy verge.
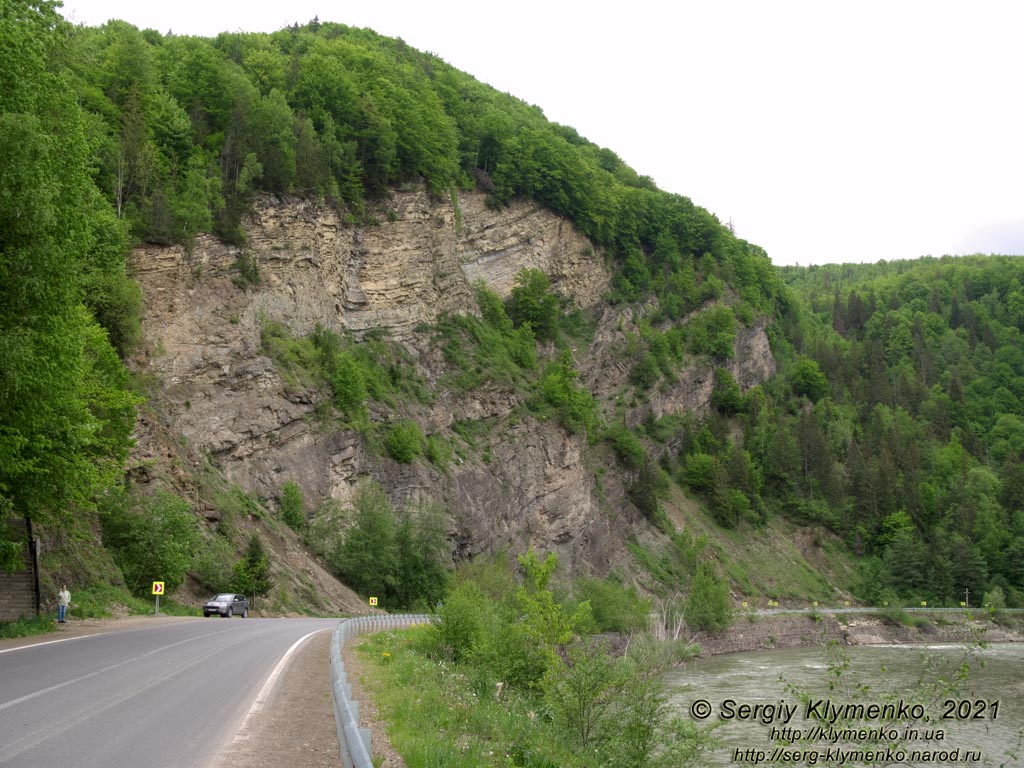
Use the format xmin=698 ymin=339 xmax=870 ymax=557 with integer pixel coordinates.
xmin=355 ymin=627 xmax=578 ymax=767
xmin=71 ymin=583 xmax=198 ymax=619
xmin=0 ymin=615 xmax=57 ymax=639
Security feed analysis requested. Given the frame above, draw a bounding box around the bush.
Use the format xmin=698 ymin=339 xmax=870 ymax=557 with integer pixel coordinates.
xmin=681 ymin=452 xmax=722 ymax=496
xmin=630 ymin=353 xmax=660 ymax=390
xmin=507 ymin=268 xmax=561 ymax=342
xmin=711 ymin=368 xmax=744 ymax=414
xmin=574 ymin=576 xmax=651 ymax=633
xmin=385 ymin=420 xmax=424 ymax=463
xmin=424 ymin=435 xmax=452 ymax=469
xmin=192 ymin=534 xmax=237 ymax=592
xmin=432 ymin=580 xmax=491 ymax=662
xmin=330 ymin=352 xmax=367 ymax=417
xmin=542 ymin=641 xmax=620 ymax=748
xmin=686 ymin=563 xmax=733 ymax=633
xmin=688 ymin=306 xmax=736 ymax=358
xmin=536 ymin=352 xmax=600 ymax=435
xmin=983 ymin=585 xmax=1006 ymax=612
xmin=279 ymin=480 xmax=306 ymax=530
xmin=790 ymin=356 xmax=829 ymax=402
xmin=628 ymin=458 xmax=668 ymax=521
xmin=605 ymin=423 xmax=646 ymax=469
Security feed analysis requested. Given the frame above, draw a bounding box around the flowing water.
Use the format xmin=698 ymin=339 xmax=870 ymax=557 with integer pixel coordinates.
xmin=665 ymin=642 xmax=1024 ymax=767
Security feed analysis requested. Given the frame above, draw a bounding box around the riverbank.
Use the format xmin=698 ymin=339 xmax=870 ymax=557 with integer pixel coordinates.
xmin=690 ymin=611 xmax=1024 ymax=656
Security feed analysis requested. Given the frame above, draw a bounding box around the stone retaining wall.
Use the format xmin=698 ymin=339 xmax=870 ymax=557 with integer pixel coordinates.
xmin=0 ymin=520 xmax=36 ymax=622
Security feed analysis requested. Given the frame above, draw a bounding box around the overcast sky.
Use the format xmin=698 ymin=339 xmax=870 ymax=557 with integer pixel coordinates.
xmin=63 ymin=1 xmax=1024 ymax=266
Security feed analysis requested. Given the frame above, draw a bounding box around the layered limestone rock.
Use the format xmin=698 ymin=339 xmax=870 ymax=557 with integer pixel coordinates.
xmin=130 ymin=189 xmax=618 ymax=565
xmin=581 ymin=307 xmax=776 ymax=426
xmin=129 ymin=188 xmax=774 ymax=575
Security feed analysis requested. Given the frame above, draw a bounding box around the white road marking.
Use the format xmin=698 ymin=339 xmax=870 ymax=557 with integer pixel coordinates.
xmin=231 ymin=628 xmax=326 ymax=744
xmin=0 ymin=632 xmax=113 ymax=654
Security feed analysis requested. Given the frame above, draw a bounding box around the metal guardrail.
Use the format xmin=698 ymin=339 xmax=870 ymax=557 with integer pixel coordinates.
xmin=330 ymin=614 xmax=433 ymax=768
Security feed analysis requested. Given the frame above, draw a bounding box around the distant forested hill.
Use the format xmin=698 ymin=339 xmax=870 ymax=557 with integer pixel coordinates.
xmin=772 ymin=256 xmax=1024 ymax=605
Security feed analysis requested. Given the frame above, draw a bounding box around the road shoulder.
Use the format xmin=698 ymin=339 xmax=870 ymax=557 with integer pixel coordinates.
xmin=216 ymin=630 xmax=340 ymax=768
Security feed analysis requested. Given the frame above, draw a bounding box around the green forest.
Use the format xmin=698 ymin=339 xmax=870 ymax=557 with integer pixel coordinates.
xmin=2 ymin=0 xmax=1023 ymax=613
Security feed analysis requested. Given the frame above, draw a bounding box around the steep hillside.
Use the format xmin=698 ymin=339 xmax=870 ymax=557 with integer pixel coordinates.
xmin=128 ymin=189 xmax=785 ymax=601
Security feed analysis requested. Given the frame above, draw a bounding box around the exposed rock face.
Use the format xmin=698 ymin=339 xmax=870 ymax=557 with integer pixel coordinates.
xmin=129 ymin=189 xmax=774 ymax=577
xmin=580 ymin=306 xmax=776 ymax=428
xmin=641 ymin=319 xmax=776 ymax=424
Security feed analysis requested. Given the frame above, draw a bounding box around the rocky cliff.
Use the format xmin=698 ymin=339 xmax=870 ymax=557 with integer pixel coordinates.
xmin=128 ymin=189 xmax=775 ymax=591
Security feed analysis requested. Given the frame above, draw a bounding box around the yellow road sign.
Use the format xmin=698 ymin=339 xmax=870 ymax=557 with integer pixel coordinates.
xmin=152 ymin=581 xmax=165 ymax=595
xmin=369 ymin=597 xmax=378 ymax=606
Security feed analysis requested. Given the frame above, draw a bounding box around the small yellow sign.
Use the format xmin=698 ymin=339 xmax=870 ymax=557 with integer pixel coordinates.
xmin=152 ymin=581 xmax=165 ymax=595
xmin=368 ymin=597 xmax=378 ymax=606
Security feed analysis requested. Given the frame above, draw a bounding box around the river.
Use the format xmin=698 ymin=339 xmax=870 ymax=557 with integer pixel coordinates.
xmin=665 ymin=642 xmax=1024 ymax=767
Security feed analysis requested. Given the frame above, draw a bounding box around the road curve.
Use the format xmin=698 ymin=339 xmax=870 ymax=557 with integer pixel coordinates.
xmin=0 ymin=616 xmax=339 ymax=768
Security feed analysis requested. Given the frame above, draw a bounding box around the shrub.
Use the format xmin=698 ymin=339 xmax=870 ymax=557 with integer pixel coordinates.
xmin=192 ymin=534 xmax=237 ymax=592
xmin=686 ymin=563 xmax=733 ymax=632
xmin=537 ymin=352 xmax=599 ymax=435
xmin=983 ymin=585 xmax=1006 ymax=612
xmin=605 ymin=423 xmax=646 ymax=469
xmin=712 ymin=488 xmax=749 ymax=528
xmin=711 ymin=368 xmax=744 ymax=414
xmin=542 ymin=641 xmax=620 ymax=748
xmin=424 ymin=434 xmax=452 ymax=469
xmin=432 ymin=580 xmax=491 ymax=662
xmin=790 ymin=356 xmax=829 ymax=402
xmin=688 ymin=305 xmax=736 ymax=358
xmin=628 ymin=457 xmax=668 ymax=521
xmin=385 ymin=420 xmax=424 ymax=463
xmin=279 ymin=480 xmax=306 ymax=530
xmin=630 ymin=352 xmax=660 ymax=390
xmin=231 ymin=251 xmax=260 ymax=288
xmin=330 ymin=352 xmax=367 ymax=416
xmin=574 ymin=576 xmax=651 ymax=633
xmin=681 ymin=452 xmax=722 ymax=496
xmin=507 ymin=268 xmax=561 ymax=342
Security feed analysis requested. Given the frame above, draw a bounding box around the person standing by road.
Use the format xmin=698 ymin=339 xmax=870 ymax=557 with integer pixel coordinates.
xmin=57 ymin=584 xmax=70 ymax=623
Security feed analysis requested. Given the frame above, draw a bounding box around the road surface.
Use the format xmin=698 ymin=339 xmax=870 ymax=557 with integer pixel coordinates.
xmin=0 ymin=616 xmax=339 ymax=768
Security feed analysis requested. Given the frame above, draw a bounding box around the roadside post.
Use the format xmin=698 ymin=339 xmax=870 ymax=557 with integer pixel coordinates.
xmin=152 ymin=581 xmax=164 ymax=614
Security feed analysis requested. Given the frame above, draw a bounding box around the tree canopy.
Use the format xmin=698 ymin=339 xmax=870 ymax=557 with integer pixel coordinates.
xmin=1 ymin=1 xmax=137 ymax=569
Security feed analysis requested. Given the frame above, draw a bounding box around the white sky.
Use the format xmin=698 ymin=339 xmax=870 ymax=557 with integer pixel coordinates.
xmin=63 ymin=0 xmax=1024 ymax=266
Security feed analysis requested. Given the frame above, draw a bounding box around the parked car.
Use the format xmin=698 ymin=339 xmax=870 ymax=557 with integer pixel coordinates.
xmin=203 ymin=593 xmax=249 ymax=618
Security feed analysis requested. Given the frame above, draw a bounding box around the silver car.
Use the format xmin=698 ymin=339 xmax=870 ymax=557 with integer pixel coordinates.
xmin=203 ymin=593 xmax=249 ymax=618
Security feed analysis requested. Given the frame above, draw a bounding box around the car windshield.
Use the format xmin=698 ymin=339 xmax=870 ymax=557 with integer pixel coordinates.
xmin=211 ymin=594 xmax=234 ymax=601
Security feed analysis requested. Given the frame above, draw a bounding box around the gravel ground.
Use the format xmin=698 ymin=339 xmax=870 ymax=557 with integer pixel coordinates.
xmin=216 ymin=629 xmax=340 ymax=768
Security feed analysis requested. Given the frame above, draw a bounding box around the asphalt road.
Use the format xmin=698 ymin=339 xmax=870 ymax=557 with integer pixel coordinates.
xmin=0 ymin=617 xmax=340 ymax=768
